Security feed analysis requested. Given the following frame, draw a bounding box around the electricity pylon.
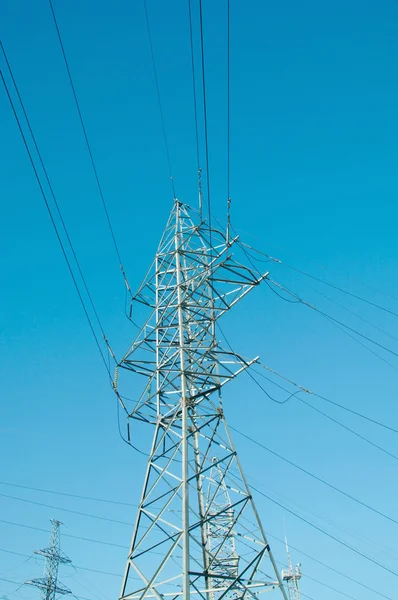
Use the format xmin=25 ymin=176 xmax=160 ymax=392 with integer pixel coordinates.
xmin=114 ymin=200 xmax=288 ymax=600
xmin=25 ymin=519 xmax=71 ymax=600
xmin=281 ymin=538 xmax=301 ymax=600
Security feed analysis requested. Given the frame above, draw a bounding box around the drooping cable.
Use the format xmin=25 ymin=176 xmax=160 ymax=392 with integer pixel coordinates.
xmin=143 ymin=0 xmax=176 ymax=199
xmin=116 ymin=392 xmax=147 ymax=455
xmin=0 ymin=47 xmax=144 ymax=455
xmin=268 ymin=278 xmax=398 ymax=363
xmin=0 ymin=519 xmax=126 ymax=549
xmin=0 ymin=548 xmax=122 ymax=579
xmin=218 ymin=323 xmax=398 ymax=525
xmin=249 ymin=484 xmax=398 ymax=577
xmin=218 ymin=323 xmax=301 ymax=405
xmin=0 ymin=479 xmax=135 ymax=507
xmin=249 ymin=365 xmax=398 ymax=461
xmin=237 ymin=482 xmax=395 ymax=598
xmin=0 ymin=520 xmax=155 ymax=557
xmin=0 ymin=491 xmax=132 ymax=526
xmin=292 ymin=571 xmax=358 ymax=600
xmin=299 ymin=396 xmax=398 ymax=461
xmin=0 ymin=42 xmax=111 ymax=354
xmin=188 ymin=0 xmax=203 ymax=216
xmin=313 ymin=391 xmax=398 ymax=434
xmin=252 ymin=361 xmax=398 ymax=435
xmin=297 ymin=275 xmax=398 ymax=344
xmin=0 ymin=519 xmax=392 ymax=597
xmin=230 ymin=425 xmax=398 ymax=529
xmin=48 ymin=0 xmax=131 ymax=289
xmin=241 ymin=241 xmax=398 ymax=319
xmin=0 ymin=509 xmax=391 ymax=597
xmin=0 ymin=68 xmax=111 ymax=380
xmin=285 ymin=261 xmax=398 ymax=319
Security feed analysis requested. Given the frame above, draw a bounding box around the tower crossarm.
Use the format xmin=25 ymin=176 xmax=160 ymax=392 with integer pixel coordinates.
xmin=25 ymin=579 xmax=71 ymax=596
xmin=114 ymin=202 xmax=268 ymax=424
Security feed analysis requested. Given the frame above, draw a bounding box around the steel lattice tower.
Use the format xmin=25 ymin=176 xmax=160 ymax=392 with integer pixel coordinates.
xmin=114 ymin=200 xmax=288 ymax=600
xmin=25 ymin=519 xmax=71 ymax=600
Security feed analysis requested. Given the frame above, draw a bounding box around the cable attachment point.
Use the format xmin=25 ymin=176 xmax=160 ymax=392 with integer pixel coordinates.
xmin=103 ymin=334 xmax=118 ymax=364
xmin=120 ymin=264 xmax=132 ymax=297
xmin=112 ymin=366 xmax=119 ymax=390
xmin=198 ymin=168 xmax=203 ymax=220
xmin=226 ymin=196 xmax=232 ymax=247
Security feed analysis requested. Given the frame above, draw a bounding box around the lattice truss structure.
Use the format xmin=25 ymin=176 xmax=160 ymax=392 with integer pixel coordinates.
xmin=114 ymin=200 xmax=288 ymax=600
xmin=25 ymin=519 xmax=71 ymax=600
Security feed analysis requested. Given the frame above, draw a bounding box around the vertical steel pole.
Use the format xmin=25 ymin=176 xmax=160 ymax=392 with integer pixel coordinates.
xmin=175 ymin=201 xmax=190 ymax=600
xmin=155 ymin=253 xmax=160 ymax=416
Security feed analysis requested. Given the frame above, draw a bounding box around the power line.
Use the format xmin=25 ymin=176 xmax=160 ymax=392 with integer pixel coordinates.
xmin=0 ymin=64 xmax=111 ymax=380
xmin=0 ymin=520 xmax=391 ymax=598
xmin=268 ymin=278 xmax=398 ymax=365
xmin=0 ymin=480 xmax=136 ymax=507
xmin=0 ymin=42 xmax=111 ymax=354
xmin=229 ymin=426 xmax=398 ymax=528
xmin=320 ymin=306 xmax=398 ymax=373
xmin=0 ymin=492 xmax=132 ymax=526
xmin=298 ymin=396 xmax=398 ymax=462
xmin=250 ymin=485 xmax=398 ymax=578
xmin=220 ymin=327 xmax=398 ymax=549
xmin=226 ymin=0 xmax=231 ymax=241
xmin=198 ymin=0 xmax=211 ymax=224
xmin=220 ymin=325 xmax=398 ymax=545
xmin=266 ymin=276 xmax=398 ymax=373
xmin=187 ymin=0 xmax=202 ymax=216
xmin=312 ymin=391 xmax=398 ymax=434
xmin=48 ymin=0 xmax=130 ymax=281
xmin=300 ymin=572 xmax=359 ymax=600
xmin=296 ymin=275 xmax=398 ymax=344
xmin=254 ymin=361 xmax=398 ymax=435
xmin=241 ymin=241 xmax=398 ymax=370
xmin=218 ymin=323 xmax=300 ymax=406
xmin=249 ymin=365 xmax=398 ymax=461
xmin=247 ymin=367 xmax=301 ymax=405
xmin=0 ymin=519 xmax=126 ymax=549
xmin=0 ymin=519 xmax=166 ymax=557
xmin=2 ymin=481 xmax=391 ymax=597
xmin=0 ymin=549 xmax=27 ymax=559
xmin=284 ymin=261 xmax=398 ymax=319
xmin=240 ymin=467 xmax=398 ymax=563
xmin=1 ymin=50 xmax=139 ymax=446
xmin=241 ymin=241 xmax=398 ymax=319
xmin=142 ymin=0 xmax=176 ymax=198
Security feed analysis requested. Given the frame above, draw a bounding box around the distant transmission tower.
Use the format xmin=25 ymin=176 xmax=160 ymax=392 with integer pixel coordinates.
xmin=25 ymin=519 xmax=71 ymax=600
xmin=114 ymin=200 xmax=288 ymax=600
xmin=281 ymin=537 xmax=301 ymax=600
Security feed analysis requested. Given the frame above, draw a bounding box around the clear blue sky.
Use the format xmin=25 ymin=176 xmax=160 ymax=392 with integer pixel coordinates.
xmin=1 ymin=1 xmax=398 ymax=599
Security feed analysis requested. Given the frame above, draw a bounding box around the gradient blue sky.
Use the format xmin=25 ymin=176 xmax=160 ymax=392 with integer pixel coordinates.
xmin=1 ymin=1 xmax=398 ymax=599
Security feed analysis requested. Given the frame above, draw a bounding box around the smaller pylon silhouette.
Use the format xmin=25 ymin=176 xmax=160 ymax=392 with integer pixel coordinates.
xmin=281 ymin=536 xmax=301 ymax=600
xmin=25 ymin=519 xmax=72 ymax=600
